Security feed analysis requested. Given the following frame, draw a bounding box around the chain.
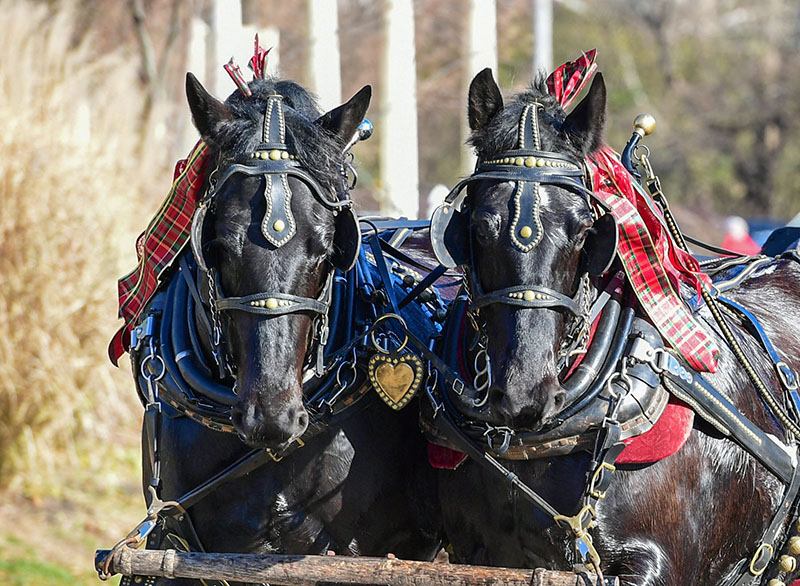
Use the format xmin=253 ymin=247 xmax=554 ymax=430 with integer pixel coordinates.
xmin=559 ymin=274 xmax=594 ymax=367
xmin=321 ymin=348 xmax=358 ymax=409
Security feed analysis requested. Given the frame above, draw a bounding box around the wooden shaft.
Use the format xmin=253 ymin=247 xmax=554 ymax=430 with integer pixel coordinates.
xmin=100 ymin=548 xmax=618 ymax=586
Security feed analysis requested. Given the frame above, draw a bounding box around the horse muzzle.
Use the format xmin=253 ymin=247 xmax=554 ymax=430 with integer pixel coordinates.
xmin=487 ymin=381 xmax=567 ymax=432
xmin=231 ymin=387 xmax=309 ymax=449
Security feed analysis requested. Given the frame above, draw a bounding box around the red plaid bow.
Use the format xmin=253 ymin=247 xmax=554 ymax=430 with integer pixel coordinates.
xmin=547 ymin=50 xmax=718 ymax=372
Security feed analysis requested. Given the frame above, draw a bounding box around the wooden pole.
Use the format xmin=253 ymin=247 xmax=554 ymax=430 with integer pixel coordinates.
xmin=98 ymin=548 xmax=619 ymax=586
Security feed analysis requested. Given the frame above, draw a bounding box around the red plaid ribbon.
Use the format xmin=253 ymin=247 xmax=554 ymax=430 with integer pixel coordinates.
xmin=546 ymin=49 xmax=598 ymax=110
xmin=108 ymin=141 xmax=210 ymax=364
xmin=547 ymin=51 xmax=719 ymax=372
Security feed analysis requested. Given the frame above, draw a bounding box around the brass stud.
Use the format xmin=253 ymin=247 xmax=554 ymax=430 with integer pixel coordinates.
xmin=790 ymin=536 xmax=800 ymax=556
xmin=281 ymin=151 xmax=289 ymax=160
xmin=520 ymin=226 xmax=533 ymax=239
xmin=260 ymin=151 xmax=269 ymax=160
xmin=514 ymin=157 xmax=524 ymax=166
xmin=767 ymin=580 xmax=785 ymax=586
xmin=503 ymin=157 xmax=510 ymax=164
xmin=536 ymin=159 xmax=545 ymax=167
xmin=523 ymin=290 xmax=535 ymax=302
xmin=269 ymin=149 xmax=282 ymax=161
xmin=525 ymin=156 xmax=536 ymax=167
xmin=273 ymin=219 xmax=286 ymax=232
xmin=779 ymin=555 xmax=797 ymax=573
xmin=266 ymin=298 xmax=278 ymax=310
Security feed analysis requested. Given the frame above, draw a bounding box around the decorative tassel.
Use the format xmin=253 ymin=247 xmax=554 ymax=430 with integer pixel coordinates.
xmin=223 ymin=58 xmax=252 ymax=97
xmin=248 ymin=33 xmax=271 ymax=80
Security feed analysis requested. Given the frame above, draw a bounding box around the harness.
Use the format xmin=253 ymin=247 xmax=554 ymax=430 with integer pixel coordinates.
xmin=424 ymin=102 xmax=800 ymax=585
xmin=100 ymin=95 xmax=451 ymax=584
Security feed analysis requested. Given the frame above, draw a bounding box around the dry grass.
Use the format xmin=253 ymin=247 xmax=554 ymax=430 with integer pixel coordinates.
xmin=0 ymin=0 xmax=170 ymax=495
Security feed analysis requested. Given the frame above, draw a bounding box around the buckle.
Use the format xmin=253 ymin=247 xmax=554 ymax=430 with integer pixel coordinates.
xmin=777 ymin=362 xmax=798 ymax=391
xmin=749 ymin=542 xmax=773 ymax=576
xmin=588 ymin=462 xmax=616 ymax=500
xmin=554 ymin=505 xmax=600 ymax=568
xmin=268 ymin=437 xmax=305 ymax=462
xmin=452 ymin=378 xmax=465 ymax=396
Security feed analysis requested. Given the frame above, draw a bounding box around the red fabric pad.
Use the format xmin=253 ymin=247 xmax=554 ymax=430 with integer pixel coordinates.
xmin=617 ymin=396 xmax=694 ymax=464
xmin=428 ymin=442 xmax=468 ymax=470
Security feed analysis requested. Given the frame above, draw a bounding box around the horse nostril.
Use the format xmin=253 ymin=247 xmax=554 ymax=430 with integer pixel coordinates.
xmin=552 ymin=390 xmax=566 ymax=411
xmin=296 ymin=410 xmax=309 ymax=432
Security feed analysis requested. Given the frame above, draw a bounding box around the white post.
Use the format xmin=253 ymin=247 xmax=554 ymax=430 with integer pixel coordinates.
xmin=462 ymin=0 xmax=498 ymax=175
xmin=380 ymin=0 xmax=420 ymax=219
xmin=533 ymin=0 xmax=553 ymax=76
xmin=179 ymin=16 xmax=209 ymax=153
xmin=209 ymin=0 xmax=243 ymax=97
xmin=308 ymin=0 xmax=342 ymax=110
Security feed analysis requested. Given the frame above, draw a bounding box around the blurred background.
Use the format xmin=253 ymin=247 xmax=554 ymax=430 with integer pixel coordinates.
xmin=1 ymin=0 xmax=799 ymax=583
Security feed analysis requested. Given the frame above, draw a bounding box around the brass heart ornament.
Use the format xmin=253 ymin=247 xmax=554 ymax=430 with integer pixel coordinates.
xmin=368 ymin=352 xmax=424 ymax=410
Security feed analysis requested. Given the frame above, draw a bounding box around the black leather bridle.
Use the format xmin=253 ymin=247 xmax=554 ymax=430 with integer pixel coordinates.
xmin=189 ymin=94 xmax=362 ymax=377
xmin=430 ymin=102 xmax=602 ymax=317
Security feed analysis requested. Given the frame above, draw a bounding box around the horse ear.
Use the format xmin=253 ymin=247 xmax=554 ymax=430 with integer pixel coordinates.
xmin=562 ymin=72 xmax=606 ymax=156
xmin=315 ymin=85 xmax=372 ymax=144
xmin=186 ymin=72 xmax=232 ymax=140
xmin=468 ymin=68 xmax=504 ymax=131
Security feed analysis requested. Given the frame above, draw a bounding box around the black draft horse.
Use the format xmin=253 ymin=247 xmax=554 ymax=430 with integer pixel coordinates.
xmin=434 ymin=69 xmax=800 ymax=585
xmin=130 ymin=74 xmax=441 ymax=585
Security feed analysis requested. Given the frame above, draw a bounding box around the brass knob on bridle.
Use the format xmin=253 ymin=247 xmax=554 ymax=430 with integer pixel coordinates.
xmin=779 ymin=554 xmax=797 ymax=573
xmin=788 ymin=536 xmax=800 ymax=556
xmin=633 ymin=113 xmax=656 ymax=138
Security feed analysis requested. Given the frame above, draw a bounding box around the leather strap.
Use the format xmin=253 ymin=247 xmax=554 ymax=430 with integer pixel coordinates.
xmin=650 ymin=349 xmax=795 ymax=484
xmin=472 ymin=283 xmax=584 ymax=315
xmin=718 ymin=295 xmax=800 ymax=423
xmin=725 ymin=461 xmax=800 ymax=586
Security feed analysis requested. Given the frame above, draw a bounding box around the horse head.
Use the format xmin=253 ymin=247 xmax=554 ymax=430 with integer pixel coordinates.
xmin=439 ymin=69 xmax=615 ymax=430
xmin=185 ymin=73 xmax=370 ymax=449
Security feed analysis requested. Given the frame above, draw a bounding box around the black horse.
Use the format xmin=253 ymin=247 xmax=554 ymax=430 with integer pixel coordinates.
xmin=122 ymin=74 xmax=443 ymax=585
xmin=429 ymin=69 xmax=800 ymax=585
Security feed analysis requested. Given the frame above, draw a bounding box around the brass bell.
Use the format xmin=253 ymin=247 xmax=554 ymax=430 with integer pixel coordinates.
xmin=633 ymin=113 xmax=656 ymax=138
xmin=788 ymin=536 xmax=800 ymax=556
xmin=779 ymin=555 xmax=797 ymax=573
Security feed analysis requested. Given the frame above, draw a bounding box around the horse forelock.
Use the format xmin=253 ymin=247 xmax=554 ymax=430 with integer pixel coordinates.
xmin=469 ymin=76 xmax=574 ymax=162
xmin=216 ymin=78 xmax=344 ymax=197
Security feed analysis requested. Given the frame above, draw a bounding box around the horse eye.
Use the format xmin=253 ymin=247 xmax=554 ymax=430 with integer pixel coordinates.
xmin=575 ymin=225 xmax=594 ymax=249
xmin=472 ymin=211 xmax=501 ymax=245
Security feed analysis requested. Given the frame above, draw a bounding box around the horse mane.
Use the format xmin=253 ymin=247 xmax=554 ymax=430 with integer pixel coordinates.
xmin=217 ymin=78 xmax=345 ymax=197
xmin=468 ymin=75 xmax=580 ymax=162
